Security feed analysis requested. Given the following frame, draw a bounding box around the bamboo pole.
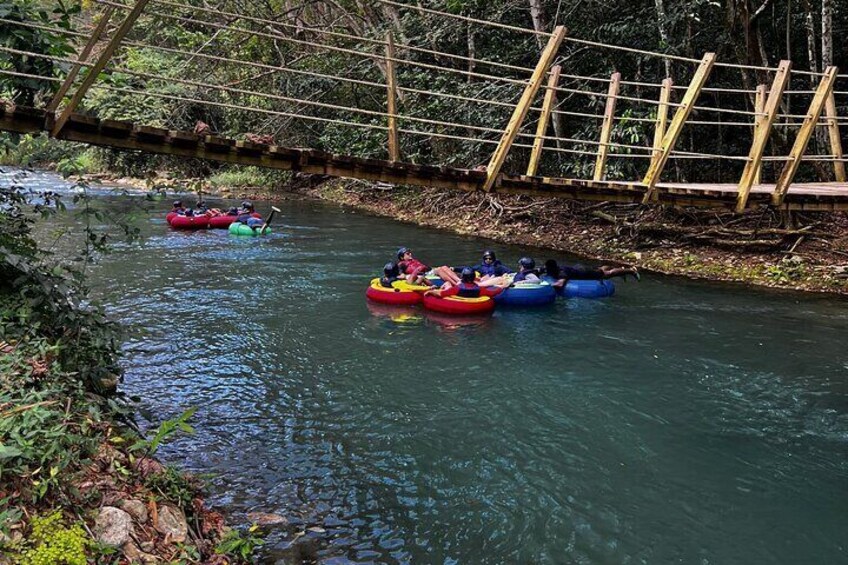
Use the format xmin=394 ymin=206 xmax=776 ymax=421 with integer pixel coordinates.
xmin=824 ymin=91 xmax=846 ymax=182
xmin=386 ymin=32 xmax=399 ymax=162
xmin=752 ymin=84 xmax=767 ymax=186
xmin=47 ymin=6 xmax=115 ymax=113
xmin=51 ymin=0 xmax=150 ymax=137
xmin=773 ymin=66 xmax=838 ymax=206
xmin=652 ymin=78 xmax=672 ymax=157
xmin=642 ymin=52 xmax=715 ymax=203
xmin=526 ymin=65 xmax=561 ymax=176
xmin=483 ymin=25 xmax=566 ymax=192
xmin=593 ymin=72 xmax=621 ymax=181
xmin=735 ymin=61 xmax=791 ymax=212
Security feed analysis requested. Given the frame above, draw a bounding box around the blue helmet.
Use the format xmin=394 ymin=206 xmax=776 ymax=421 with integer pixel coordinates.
xmin=460 ymin=267 xmax=475 ymax=283
xmin=383 ymin=261 xmax=400 ymax=278
xmin=397 ymin=247 xmax=410 ymax=260
xmin=519 ymin=257 xmax=535 ymax=270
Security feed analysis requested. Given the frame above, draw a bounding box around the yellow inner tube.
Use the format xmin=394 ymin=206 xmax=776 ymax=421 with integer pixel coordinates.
xmin=369 ymin=278 xmax=429 ymax=292
xmin=441 ymin=295 xmax=490 ymax=303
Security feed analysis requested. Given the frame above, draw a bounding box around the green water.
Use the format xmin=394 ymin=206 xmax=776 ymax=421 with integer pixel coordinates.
xmin=24 ymin=171 xmax=848 ymax=563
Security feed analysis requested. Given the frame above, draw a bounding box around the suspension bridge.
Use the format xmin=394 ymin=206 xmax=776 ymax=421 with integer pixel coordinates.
xmin=3 ymin=0 xmax=848 ymax=211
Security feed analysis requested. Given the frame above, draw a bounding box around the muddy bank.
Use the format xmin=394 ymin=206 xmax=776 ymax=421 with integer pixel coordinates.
xmin=291 ymin=178 xmax=848 ymax=295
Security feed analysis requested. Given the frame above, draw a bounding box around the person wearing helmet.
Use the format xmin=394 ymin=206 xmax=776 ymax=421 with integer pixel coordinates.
xmin=472 ymin=250 xmax=512 ymax=278
xmin=171 ymin=200 xmax=186 ymax=215
xmin=513 ymin=257 xmax=540 ymax=283
xmin=226 ymin=206 xmax=239 ymax=216
xmin=379 ymin=262 xmax=403 ymax=288
xmin=236 ymin=201 xmax=264 ymax=228
xmin=543 ymin=259 xmax=640 ymax=286
xmin=424 ymin=267 xmax=508 ymax=298
xmin=396 ymin=247 xmax=433 ymax=285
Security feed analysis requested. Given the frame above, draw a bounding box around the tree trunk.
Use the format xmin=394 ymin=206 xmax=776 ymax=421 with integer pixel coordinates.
xmin=655 ymin=0 xmax=672 ymax=78
xmin=821 ymin=0 xmax=833 ymax=67
xmin=529 ymin=0 xmax=547 ymax=48
xmin=802 ymin=0 xmax=818 ymax=87
xmin=467 ymin=22 xmax=476 ymax=83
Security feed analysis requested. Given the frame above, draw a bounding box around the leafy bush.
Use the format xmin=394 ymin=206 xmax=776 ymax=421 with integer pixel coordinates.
xmin=15 ymin=512 xmax=89 ymax=565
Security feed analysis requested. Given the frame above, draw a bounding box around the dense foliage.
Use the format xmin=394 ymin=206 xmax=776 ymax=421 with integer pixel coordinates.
xmin=2 ymin=0 xmax=848 ymax=182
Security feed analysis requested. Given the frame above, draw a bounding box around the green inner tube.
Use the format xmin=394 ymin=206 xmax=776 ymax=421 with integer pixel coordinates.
xmin=228 ymin=222 xmax=272 ymax=236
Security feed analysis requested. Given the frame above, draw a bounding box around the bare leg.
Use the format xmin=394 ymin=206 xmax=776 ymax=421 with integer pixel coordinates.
xmin=479 ymin=275 xmax=506 ymax=287
xmin=433 ymin=265 xmax=460 ymax=285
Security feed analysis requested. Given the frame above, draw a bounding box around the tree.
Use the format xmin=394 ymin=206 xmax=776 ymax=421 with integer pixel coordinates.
xmin=0 ymin=1 xmax=78 ymax=106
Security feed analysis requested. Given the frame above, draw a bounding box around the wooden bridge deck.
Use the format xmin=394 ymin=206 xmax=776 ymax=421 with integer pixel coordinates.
xmin=4 ymin=102 xmax=848 ymax=212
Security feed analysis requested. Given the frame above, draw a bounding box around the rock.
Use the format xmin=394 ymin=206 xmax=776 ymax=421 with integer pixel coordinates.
xmin=123 ymin=542 xmax=158 ymax=564
xmin=140 ymin=541 xmax=155 ymax=553
xmin=121 ymin=499 xmax=149 ymax=524
xmin=99 ymin=373 xmax=119 ymax=393
xmin=155 ymin=505 xmax=188 ymax=543
xmin=247 ymin=512 xmax=288 ymax=527
xmin=94 ymin=507 xmax=134 ymax=547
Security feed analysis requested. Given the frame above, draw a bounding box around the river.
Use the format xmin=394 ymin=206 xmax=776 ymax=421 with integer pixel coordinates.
xmin=19 ymin=170 xmax=848 ymax=563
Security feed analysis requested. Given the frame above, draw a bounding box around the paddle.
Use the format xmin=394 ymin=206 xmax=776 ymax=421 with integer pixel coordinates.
xmin=259 ymin=206 xmax=281 ymax=235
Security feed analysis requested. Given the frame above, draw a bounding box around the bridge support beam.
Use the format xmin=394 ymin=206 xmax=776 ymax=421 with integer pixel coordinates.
xmin=526 ymin=65 xmax=561 ymax=176
xmin=652 ymin=78 xmax=672 ymax=157
xmin=642 ymin=52 xmax=716 ymax=203
xmin=593 ymin=72 xmax=621 ymax=181
xmin=752 ymin=84 xmax=767 ymax=186
xmin=386 ymin=32 xmax=400 ymax=162
xmin=824 ymin=91 xmax=846 ymax=182
xmin=483 ymin=25 xmax=566 ymax=192
xmin=736 ymin=61 xmax=791 ymax=212
xmin=51 ymin=0 xmax=150 ymax=137
xmin=47 ymin=6 xmax=115 ymax=113
xmin=772 ymin=66 xmax=838 ymax=207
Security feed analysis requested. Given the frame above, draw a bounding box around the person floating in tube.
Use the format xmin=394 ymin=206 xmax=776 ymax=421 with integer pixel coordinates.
xmin=424 ymin=267 xmax=508 ymax=298
xmin=236 ymin=201 xmax=264 ymax=229
xmin=426 ymin=250 xmax=513 ymax=289
xmin=542 ymin=259 xmax=639 ymax=288
xmin=396 ymin=247 xmax=434 ymax=286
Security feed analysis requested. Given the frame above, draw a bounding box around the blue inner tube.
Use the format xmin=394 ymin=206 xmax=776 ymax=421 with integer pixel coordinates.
xmin=494 ymin=281 xmax=557 ymax=306
xmin=542 ymin=275 xmax=615 ymax=299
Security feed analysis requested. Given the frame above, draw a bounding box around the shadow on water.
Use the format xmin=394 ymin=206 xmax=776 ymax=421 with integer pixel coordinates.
xmin=17 ymin=170 xmax=848 ymax=564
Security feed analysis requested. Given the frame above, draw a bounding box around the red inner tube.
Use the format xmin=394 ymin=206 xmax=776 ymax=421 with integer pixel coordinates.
xmin=170 ymin=214 xmax=210 ymax=230
xmin=422 ymin=294 xmax=494 ymax=315
xmin=208 ymin=215 xmax=238 ymax=229
xmin=366 ymin=285 xmax=422 ymax=306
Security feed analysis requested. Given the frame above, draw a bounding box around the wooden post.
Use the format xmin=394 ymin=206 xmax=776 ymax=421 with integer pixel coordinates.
xmin=593 ymin=72 xmax=621 ymax=181
xmin=752 ymin=84 xmax=768 ymax=186
xmin=773 ymin=66 xmax=838 ymax=206
xmin=386 ymin=32 xmax=400 ymax=162
xmin=51 ymin=0 xmax=150 ymax=137
xmin=642 ymin=52 xmax=716 ymax=203
xmin=483 ymin=25 xmax=566 ymax=192
xmin=824 ymin=91 xmax=846 ymax=182
xmin=652 ymin=78 xmax=672 ymax=157
xmin=526 ymin=65 xmax=561 ymax=176
xmin=735 ymin=61 xmax=791 ymax=212
xmin=47 ymin=6 xmax=115 ymax=113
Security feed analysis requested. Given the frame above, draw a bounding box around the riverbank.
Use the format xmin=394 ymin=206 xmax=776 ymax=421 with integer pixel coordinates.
xmin=0 ymin=172 xmax=264 ymax=564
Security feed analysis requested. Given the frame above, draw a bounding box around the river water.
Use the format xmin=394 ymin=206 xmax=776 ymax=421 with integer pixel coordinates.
xmin=18 ymin=171 xmax=848 ymax=563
